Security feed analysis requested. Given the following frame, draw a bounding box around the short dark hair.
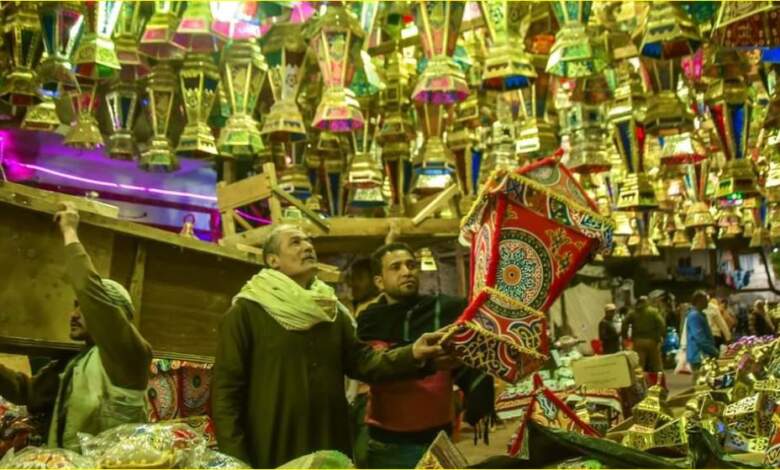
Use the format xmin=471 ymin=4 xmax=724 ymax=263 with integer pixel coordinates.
xmin=262 ymin=224 xmax=299 ymax=265
xmin=370 ymin=242 xmax=415 ymax=276
xmin=692 ymin=290 xmax=709 ymax=303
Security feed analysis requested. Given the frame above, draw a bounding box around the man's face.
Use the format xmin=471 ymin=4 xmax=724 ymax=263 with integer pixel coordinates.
xmin=693 ymin=295 xmax=709 ymax=311
xmin=605 ymin=309 xmax=615 ymax=320
xmin=69 ymin=300 xmax=90 ymax=342
xmin=267 ymin=228 xmax=318 ymax=283
xmin=375 ymin=249 xmax=420 ymax=300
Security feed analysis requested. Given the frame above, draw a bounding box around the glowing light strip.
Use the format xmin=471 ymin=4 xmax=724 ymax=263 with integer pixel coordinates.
xmin=5 ymin=161 xmax=218 ymax=203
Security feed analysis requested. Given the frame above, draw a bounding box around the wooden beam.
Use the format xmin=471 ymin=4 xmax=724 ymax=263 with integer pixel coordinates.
xmin=128 ymin=244 xmax=147 ymax=328
xmin=262 ymin=162 xmax=284 ymax=223
xmin=216 ymin=172 xmax=273 ymax=212
xmin=411 ymin=184 xmax=461 ymax=226
xmin=232 ymin=211 xmax=254 ymax=231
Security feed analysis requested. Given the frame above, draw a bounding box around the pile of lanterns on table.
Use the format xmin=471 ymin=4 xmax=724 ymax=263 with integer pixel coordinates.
xmin=0 ymin=0 xmax=779 ymax=250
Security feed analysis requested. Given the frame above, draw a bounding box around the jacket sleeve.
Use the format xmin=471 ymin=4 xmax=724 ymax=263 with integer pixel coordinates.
xmin=64 ymin=242 xmax=152 ymax=390
xmin=689 ymin=313 xmax=719 ymax=357
xmin=454 ymin=367 xmax=494 ymax=427
xmin=212 ymin=302 xmax=252 ymax=464
xmin=341 ymin=311 xmax=430 ymax=383
xmin=0 ymin=361 xmax=62 ymax=412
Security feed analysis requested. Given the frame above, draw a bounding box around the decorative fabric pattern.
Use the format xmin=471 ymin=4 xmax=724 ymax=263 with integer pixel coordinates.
xmin=449 ymin=157 xmax=612 ymax=384
xmin=147 ymin=359 xmax=213 ymax=422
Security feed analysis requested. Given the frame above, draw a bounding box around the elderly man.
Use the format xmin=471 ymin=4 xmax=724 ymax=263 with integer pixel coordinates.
xmin=212 ymin=225 xmax=448 ymax=468
xmin=355 ymin=242 xmax=494 ymax=468
xmin=0 ymin=202 xmax=152 ymax=450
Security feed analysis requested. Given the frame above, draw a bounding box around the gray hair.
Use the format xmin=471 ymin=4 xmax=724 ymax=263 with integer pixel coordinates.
xmin=262 ymin=224 xmax=302 ymax=265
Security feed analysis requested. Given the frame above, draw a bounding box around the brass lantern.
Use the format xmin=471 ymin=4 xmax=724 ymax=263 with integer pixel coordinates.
xmin=345 ymin=103 xmax=385 ymax=210
xmin=104 ymin=80 xmax=140 ymax=160
xmin=642 ymin=59 xmax=695 ymax=136
xmin=260 ymin=22 xmax=308 ymax=142
xmin=37 ymin=2 xmax=85 ymax=96
xmin=21 ymin=97 xmax=61 ymax=132
xmin=177 ymin=53 xmax=219 ymax=158
xmin=636 ymin=2 xmax=702 ymax=60
xmin=0 ymin=2 xmax=43 ymax=107
xmin=477 ymin=0 xmax=535 ymax=90
xmin=546 ymin=0 xmax=609 ymax=78
xmin=412 ymin=1 xmax=469 ymax=104
xmin=306 ymin=4 xmax=366 ymax=132
xmin=64 ymin=82 xmax=103 ymax=149
xmin=217 ymin=40 xmax=267 ymax=158
xmin=73 ymin=1 xmax=123 ymax=81
xmin=412 ymin=102 xmax=455 ymax=196
xmin=516 ymin=71 xmax=559 ymax=159
xmin=139 ymin=1 xmax=184 ymax=61
xmin=114 ymin=1 xmax=149 ymax=81
xmin=140 ymin=63 xmax=178 ymax=172
xmin=566 ymin=103 xmax=612 ymax=175
xmin=210 ymin=1 xmax=266 ymax=42
xmin=173 ymin=1 xmax=220 ymax=53
xmin=660 ymin=132 xmax=706 ymax=167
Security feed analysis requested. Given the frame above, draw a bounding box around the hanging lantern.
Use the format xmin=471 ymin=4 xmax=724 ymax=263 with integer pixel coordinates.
xmin=417 ymin=248 xmax=438 ymax=272
xmin=480 ymin=116 xmax=518 ymax=184
xmin=717 ymin=206 xmax=743 ymax=239
xmin=279 ymin=159 xmax=313 ymax=202
xmin=21 ymin=97 xmax=61 ymax=132
xmin=114 ymin=1 xmax=149 ymax=81
xmin=345 ymin=102 xmax=385 ymax=209
xmin=412 ymin=1 xmax=469 ymax=104
xmin=210 ymin=1 xmax=263 ymax=42
xmin=104 ymin=80 xmax=140 ymax=160
xmin=217 ymin=40 xmax=267 ymax=158
xmin=260 ymin=22 xmax=308 ymax=142
xmin=660 ymin=132 xmax=706 ymax=166
xmin=139 ymin=1 xmax=184 ymax=61
xmin=477 ymin=0 xmax=535 ymax=90
xmin=177 ymin=53 xmax=219 ymax=158
xmin=637 ymin=2 xmax=702 ymax=60
xmin=642 ymin=59 xmax=695 ymax=136
xmin=305 ymin=4 xmax=365 ymax=132
xmin=412 ymin=102 xmax=455 ymax=196
xmin=546 ymin=1 xmax=609 ymax=78
xmin=516 ymin=71 xmax=559 ymax=159
xmin=634 ymin=212 xmax=660 ymax=258
xmin=706 ymin=80 xmax=760 ymax=200
xmin=140 ymin=63 xmax=178 ymax=172
xmin=173 ymin=2 xmax=220 ymax=53
xmin=566 ymin=103 xmax=611 ymax=175
xmin=37 ymin=2 xmax=85 ymax=96
xmin=610 ymin=212 xmax=634 ymax=258
xmin=0 ymin=2 xmax=43 ymax=107
xmin=73 ymin=1 xmax=123 ymax=81
xmin=686 ymin=201 xmax=716 ymax=250
xmin=64 ymin=82 xmax=103 ymax=149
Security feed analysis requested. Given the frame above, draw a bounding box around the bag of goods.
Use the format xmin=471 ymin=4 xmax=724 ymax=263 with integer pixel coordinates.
xmin=182 ymin=448 xmax=249 ymax=469
xmin=0 ymin=447 xmax=95 ymax=469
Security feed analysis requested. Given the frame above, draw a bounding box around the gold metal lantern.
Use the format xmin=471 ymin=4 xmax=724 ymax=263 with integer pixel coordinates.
xmin=139 ymin=1 xmax=184 ymax=61
xmin=177 ymin=53 xmax=219 ymax=158
xmin=104 ymin=80 xmax=140 ymax=160
xmin=64 ymin=82 xmax=103 ymax=149
xmin=140 ymin=63 xmax=179 ymax=172
xmin=173 ymin=1 xmax=220 ymax=53
xmin=114 ymin=1 xmax=149 ymax=81
xmin=37 ymin=2 xmax=85 ymax=96
xmin=0 ymin=2 xmax=43 ymax=107
xmin=546 ymin=0 xmax=609 ymax=78
xmin=73 ymin=1 xmax=123 ymax=81
xmin=21 ymin=97 xmax=61 ymax=132
xmin=477 ymin=0 xmax=535 ymax=91
xmin=412 ymin=102 xmax=455 ymax=196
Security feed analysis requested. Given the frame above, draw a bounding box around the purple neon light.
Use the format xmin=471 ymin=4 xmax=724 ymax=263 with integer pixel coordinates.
xmin=5 ymin=161 xmax=218 ymax=203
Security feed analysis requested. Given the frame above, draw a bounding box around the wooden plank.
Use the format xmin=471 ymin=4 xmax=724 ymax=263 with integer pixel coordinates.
xmin=412 ymin=184 xmax=461 ymax=226
xmin=1 ymin=180 xmax=119 ymax=219
xmin=128 ymin=244 xmax=147 ymax=328
xmin=262 ymin=162 xmax=283 ymax=223
xmin=215 ymin=172 xmax=273 ymax=211
xmin=232 ymin=211 xmax=254 ymax=231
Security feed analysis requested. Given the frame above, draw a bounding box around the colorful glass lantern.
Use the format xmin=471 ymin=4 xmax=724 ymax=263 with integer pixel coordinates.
xmin=642 ymin=59 xmax=695 ymax=136
xmin=260 ymin=22 xmax=307 ymax=142
xmin=37 ymin=2 xmax=85 ymax=96
xmin=104 ymin=80 xmax=140 ymax=160
xmin=412 ymin=1 xmax=469 ymax=104
xmin=139 ymin=1 xmax=184 ymax=61
xmin=177 ymin=53 xmax=219 ymax=158
xmin=64 ymin=82 xmax=103 ymax=149
xmin=210 ymin=1 xmax=263 ymax=41
xmin=173 ymin=2 xmax=220 ymax=53
xmin=412 ymin=102 xmax=455 ymax=196
xmin=73 ymin=1 xmax=123 ymax=81
xmin=21 ymin=97 xmax=61 ymax=132
xmin=217 ymin=40 xmax=267 ymax=158
xmin=140 ymin=63 xmax=178 ymax=172
xmin=566 ymin=103 xmax=611 ymax=175
xmin=0 ymin=2 xmax=43 ymax=107
xmin=306 ymin=4 xmax=366 ymax=132
xmin=477 ymin=0 xmax=535 ymax=90
xmin=637 ymin=2 xmax=702 ymax=60
xmin=444 ymin=158 xmax=614 ymax=383
xmin=546 ymin=1 xmax=609 ymax=78
xmin=114 ymin=1 xmax=149 ymax=81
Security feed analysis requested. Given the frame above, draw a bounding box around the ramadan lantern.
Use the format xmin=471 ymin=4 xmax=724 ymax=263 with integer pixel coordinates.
xmin=139 ymin=1 xmax=184 ymax=61
xmin=104 ymin=80 xmax=140 ymax=160
xmin=217 ymin=40 xmax=267 ymax=158
xmin=140 ymin=63 xmax=178 ymax=172
xmin=0 ymin=2 xmax=43 ymax=107
xmin=21 ymin=97 xmax=61 ymax=132
xmin=412 ymin=102 xmax=455 ymax=196
xmin=64 ymin=82 xmax=103 ymax=149
xmin=637 ymin=2 xmax=702 ymax=60
xmin=114 ymin=1 xmax=149 ymax=81
xmin=478 ymin=0 xmax=535 ymax=90
xmin=37 ymin=2 xmax=85 ymax=96
xmin=73 ymin=1 xmax=123 ymax=81
xmin=177 ymin=53 xmax=219 ymax=158
xmin=546 ymin=0 xmax=609 ymax=78
xmin=516 ymin=70 xmax=559 ymax=160
xmin=173 ymin=1 xmax=220 ymax=53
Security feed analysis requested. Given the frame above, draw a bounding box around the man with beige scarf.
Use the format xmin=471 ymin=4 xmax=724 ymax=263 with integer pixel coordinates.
xmin=212 ymin=225 xmax=449 ymax=468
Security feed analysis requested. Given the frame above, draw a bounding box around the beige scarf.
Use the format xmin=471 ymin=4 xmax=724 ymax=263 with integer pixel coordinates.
xmin=233 ymin=269 xmax=339 ymax=330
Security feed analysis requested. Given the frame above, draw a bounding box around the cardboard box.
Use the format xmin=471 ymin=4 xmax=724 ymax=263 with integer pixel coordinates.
xmin=571 ymin=352 xmax=637 ymax=389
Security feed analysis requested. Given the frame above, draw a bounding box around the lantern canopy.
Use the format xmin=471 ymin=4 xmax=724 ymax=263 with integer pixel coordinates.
xmin=173 ymin=2 xmax=220 ymax=53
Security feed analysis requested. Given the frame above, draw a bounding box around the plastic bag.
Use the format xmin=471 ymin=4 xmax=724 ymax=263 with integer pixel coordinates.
xmin=78 ymin=422 xmax=206 ymax=469
xmin=181 ymin=448 xmax=249 ymax=469
xmin=278 ymin=451 xmax=354 ymax=469
xmin=0 ymin=446 xmax=95 ymax=469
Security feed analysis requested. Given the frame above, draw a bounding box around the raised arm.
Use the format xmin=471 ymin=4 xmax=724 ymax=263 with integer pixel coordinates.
xmin=212 ymin=301 xmax=252 ymax=464
xmin=55 ymin=203 xmax=152 ymax=390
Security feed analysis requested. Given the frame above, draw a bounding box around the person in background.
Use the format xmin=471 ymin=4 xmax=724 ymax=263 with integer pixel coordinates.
xmin=622 ymin=296 xmax=665 ymax=372
xmin=705 ymin=297 xmax=732 ymax=349
xmin=717 ymin=297 xmax=737 ymax=332
xmin=598 ymin=304 xmax=621 ymax=354
xmin=686 ymin=291 xmax=719 ymax=382
xmin=0 ymin=202 xmax=152 ymax=451
xmin=355 ymin=242 xmax=494 ymax=469
xmin=749 ymin=299 xmax=775 ymax=336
